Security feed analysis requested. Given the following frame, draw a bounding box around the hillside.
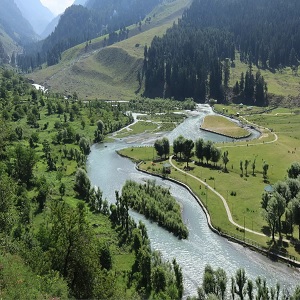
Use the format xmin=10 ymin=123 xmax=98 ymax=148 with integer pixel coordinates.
xmin=0 ymin=0 xmax=36 ymax=45
xmin=29 ymin=0 xmax=300 ymax=102
xmin=142 ymin=0 xmax=300 ymax=104
xmin=15 ymin=0 xmax=54 ymax=36
xmin=29 ymin=0 xmax=192 ymax=100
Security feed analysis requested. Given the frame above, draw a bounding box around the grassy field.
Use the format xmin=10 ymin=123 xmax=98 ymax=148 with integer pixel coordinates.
xmin=230 ymin=53 xmax=300 ymax=98
xmin=201 ymin=115 xmax=250 ymax=138
xmin=114 ymin=113 xmax=184 ymax=138
xmin=119 ymin=108 xmax=300 ymax=260
xmin=28 ymin=0 xmax=192 ymax=100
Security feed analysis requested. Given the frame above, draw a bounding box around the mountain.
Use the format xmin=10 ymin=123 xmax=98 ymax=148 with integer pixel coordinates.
xmin=41 ymin=0 xmax=88 ymax=38
xmin=40 ymin=15 xmax=60 ymax=39
xmin=14 ymin=0 xmax=54 ymax=36
xmin=28 ymin=0 xmax=192 ymax=99
xmin=19 ymin=0 xmax=162 ymax=69
xmin=73 ymin=0 xmax=87 ymax=5
xmin=0 ymin=0 xmax=36 ymax=45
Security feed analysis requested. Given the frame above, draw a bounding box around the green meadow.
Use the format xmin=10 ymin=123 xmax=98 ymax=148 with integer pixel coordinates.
xmin=119 ymin=107 xmax=300 ymax=260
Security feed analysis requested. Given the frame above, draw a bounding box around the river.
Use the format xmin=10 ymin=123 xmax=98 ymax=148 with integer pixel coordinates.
xmin=87 ymin=105 xmax=299 ymax=298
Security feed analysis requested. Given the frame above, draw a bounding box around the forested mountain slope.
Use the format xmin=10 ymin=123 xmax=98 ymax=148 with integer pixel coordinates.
xmin=18 ymin=0 xmax=161 ymax=70
xmin=0 ymin=0 xmax=36 ymax=45
xmin=143 ymin=0 xmax=300 ymax=103
xmin=28 ymin=0 xmax=192 ymax=100
xmin=15 ymin=0 xmax=54 ymax=36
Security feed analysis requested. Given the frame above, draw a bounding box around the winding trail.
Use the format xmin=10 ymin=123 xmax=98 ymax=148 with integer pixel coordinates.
xmin=169 ymin=115 xmax=280 ymax=238
xmin=169 ymin=155 xmax=265 ymax=237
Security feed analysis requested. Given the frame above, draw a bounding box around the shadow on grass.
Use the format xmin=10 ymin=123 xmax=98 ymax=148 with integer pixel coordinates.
xmin=261 ymin=226 xmax=271 ymax=237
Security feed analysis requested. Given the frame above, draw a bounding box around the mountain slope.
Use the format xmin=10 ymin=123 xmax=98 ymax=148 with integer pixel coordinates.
xmin=0 ymin=0 xmax=36 ymax=44
xmin=40 ymin=15 xmax=60 ymax=39
xmin=28 ymin=0 xmax=192 ymax=99
xmin=74 ymin=0 xmax=87 ymax=5
xmin=15 ymin=0 xmax=54 ymax=36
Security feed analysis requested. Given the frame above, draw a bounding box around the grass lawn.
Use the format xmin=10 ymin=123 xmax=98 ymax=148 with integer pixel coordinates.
xmin=119 ymin=108 xmax=300 ymax=260
xmin=201 ymin=115 xmax=250 ymax=138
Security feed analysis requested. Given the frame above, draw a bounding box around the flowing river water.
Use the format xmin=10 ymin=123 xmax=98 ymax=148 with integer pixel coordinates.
xmin=87 ymin=105 xmax=299 ymax=298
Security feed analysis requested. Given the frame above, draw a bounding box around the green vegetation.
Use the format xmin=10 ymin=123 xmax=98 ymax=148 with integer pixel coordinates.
xmin=120 ymin=107 xmax=300 ymax=260
xmin=187 ymin=265 xmax=300 ymax=300
xmin=115 ymin=121 xmax=158 ymax=138
xmin=28 ymin=0 xmax=192 ymax=100
xmin=122 ymin=180 xmax=188 ymax=239
xmin=201 ymin=115 xmax=249 ymax=138
xmin=0 ymin=69 xmax=186 ymax=298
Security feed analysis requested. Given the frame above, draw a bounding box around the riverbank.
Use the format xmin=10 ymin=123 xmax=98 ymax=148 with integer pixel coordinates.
xmin=118 ymin=104 xmax=300 ymax=262
xmin=200 ymin=115 xmax=251 ymax=139
xmin=120 ymin=150 xmax=300 ymax=267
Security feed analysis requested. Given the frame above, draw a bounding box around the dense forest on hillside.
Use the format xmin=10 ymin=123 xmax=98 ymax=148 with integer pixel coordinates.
xmin=0 ymin=0 xmax=36 ymax=45
xmin=143 ymin=0 xmax=300 ymax=104
xmin=0 ymin=68 xmax=187 ymax=298
xmin=17 ymin=0 xmax=161 ymax=70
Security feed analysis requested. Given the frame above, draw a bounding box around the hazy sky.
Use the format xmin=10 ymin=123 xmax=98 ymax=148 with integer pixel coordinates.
xmin=40 ymin=0 xmax=74 ymax=16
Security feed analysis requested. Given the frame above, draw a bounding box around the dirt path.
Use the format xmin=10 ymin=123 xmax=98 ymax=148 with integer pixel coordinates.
xmin=168 ymin=116 xmax=287 ymax=242
xmin=168 ymin=155 xmax=266 ymax=237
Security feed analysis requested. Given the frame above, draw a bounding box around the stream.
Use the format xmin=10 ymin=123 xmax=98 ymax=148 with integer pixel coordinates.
xmin=87 ymin=105 xmax=299 ymax=298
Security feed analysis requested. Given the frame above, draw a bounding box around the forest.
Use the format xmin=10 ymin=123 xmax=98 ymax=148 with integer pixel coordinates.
xmin=0 ymin=68 xmax=186 ymax=299
xmin=17 ymin=0 xmax=161 ymax=70
xmin=143 ymin=0 xmax=300 ymax=104
xmin=121 ymin=179 xmax=189 ymax=239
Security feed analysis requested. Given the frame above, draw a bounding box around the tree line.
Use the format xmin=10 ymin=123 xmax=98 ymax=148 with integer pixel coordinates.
xmin=0 ymin=67 xmax=188 ymax=298
xmin=187 ymin=264 xmax=300 ymax=300
xmin=16 ymin=0 xmax=161 ymax=71
xmin=261 ymin=162 xmax=300 ymax=241
xmin=143 ymin=0 xmax=300 ymax=104
xmin=121 ymin=179 xmax=189 ymax=239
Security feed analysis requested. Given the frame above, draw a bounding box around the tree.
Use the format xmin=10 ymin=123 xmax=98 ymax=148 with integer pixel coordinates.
xmin=154 ymin=139 xmax=164 ymax=159
xmin=252 ymin=157 xmax=257 ymax=176
xmin=195 ymin=138 xmax=205 ymax=163
xmin=234 ymin=268 xmax=247 ymax=300
xmin=273 ymin=180 xmax=291 ymax=202
xmin=182 ymin=139 xmax=194 ymax=168
xmin=203 ymin=265 xmax=216 ymax=295
xmin=36 ymin=177 xmax=50 ymax=211
xmin=13 ymin=143 xmax=37 ymax=186
xmin=222 ymin=150 xmax=229 ymax=172
xmin=15 ymin=126 xmax=23 ymax=140
xmin=287 ymin=162 xmax=300 ymax=179
xmin=0 ymin=173 xmax=16 ymax=234
xmin=203 ymin=141 xmax=213 ymax=165
xmin=74 ymin=168 xmax=91 ymax=200
xmin=40 ymin=200 xmax=104 ymax=299
xmin=240 ymin=160 xmax=243 ymax=177
xmin=263 ymin=161 xmax=269 ymax=180
xmin=172 ymin=259 xmax=183 ymax=299
xmin=293 ymin=285 xmax=300 ymax=300
xmin=173 ymin=135 xmax=185 ymax=159
xmin=79 ymin=137 xmax=90 ymax=155
xmin=286 ymin=178 xmax=300 ymax=200
xmin=291 ymin=198 xmax=300 ymax=239
xmin=96 ymin=120 xmax=104 ymax=134
xmin=162 ymin=137 xmax=170 ymax=158
xmin=99 ymin=244 xmax=112 ymax=270
xmin=262 ymin=192 xmax=286 ymax=240
xmin=244 ymin=159 xmax=250 ymax=177
xmin=246 ymin=280 xmax=254 ymax=300
xmin=211 ymin=146 xmax=221 ymax=167
xmin=59 ymin=183 xmax=66 ymax=200
xmin=215 ymin=268 xmax=227 ymax=300
xmin=152 ymin=266 xmax=167 ymax=293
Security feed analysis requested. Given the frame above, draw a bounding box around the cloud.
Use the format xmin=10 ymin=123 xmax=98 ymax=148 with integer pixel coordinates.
xmin=40 ymin=0 xmax=74 ymax=16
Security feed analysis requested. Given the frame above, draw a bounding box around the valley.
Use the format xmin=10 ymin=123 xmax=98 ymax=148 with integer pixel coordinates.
xmin=0 ymin=0 xmax=300 ymax=299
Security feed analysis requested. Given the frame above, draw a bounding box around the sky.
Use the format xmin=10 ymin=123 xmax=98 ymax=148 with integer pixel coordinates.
xmin=40 ymin=0 xmax=74 ymax=16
